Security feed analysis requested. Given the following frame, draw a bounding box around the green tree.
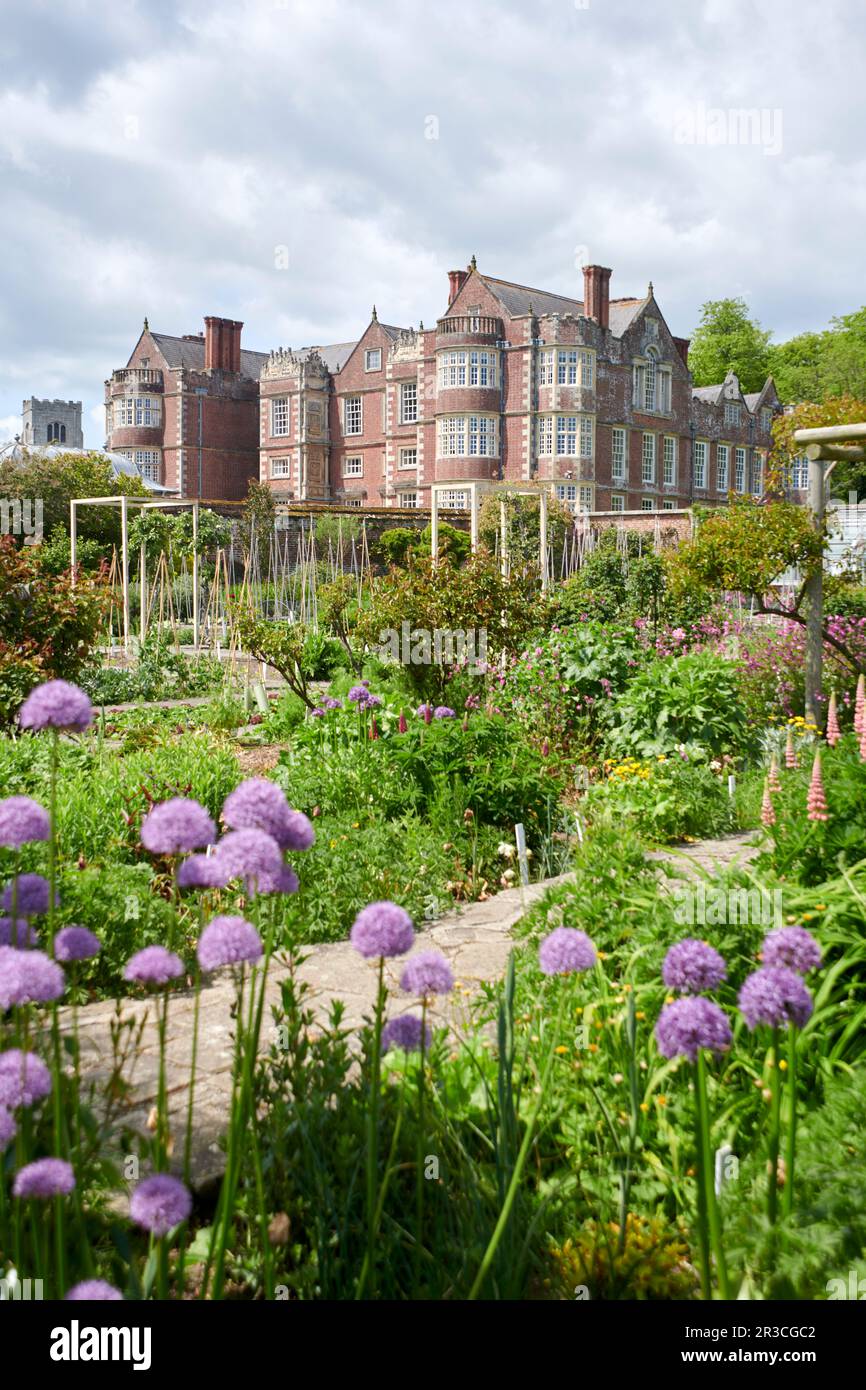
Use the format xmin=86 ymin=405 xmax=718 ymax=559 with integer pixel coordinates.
xmin=769 ymin=308 xmax=866 ymax=405
xmin=0 ymin=449 xmax=147 ymax=551
xmin=689 ymin=298 xmax=772 ymax=393
xmin=771 ymin=395 xmax=866 ymax=498
xmin=240 ymin=480 xmax=276 ymax=571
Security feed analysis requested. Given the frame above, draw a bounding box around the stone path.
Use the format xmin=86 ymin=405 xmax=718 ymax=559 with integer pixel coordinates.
xmin=58 ymin=831 xmax=759 ymax=1191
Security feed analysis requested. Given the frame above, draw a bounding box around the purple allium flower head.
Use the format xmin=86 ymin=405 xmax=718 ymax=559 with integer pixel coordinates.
xmin=0 ymin=946 xmax=22 ymax=1011
xmin=350 ymin=901 xmax=414 ymax=958
xmin=0 ymin=917 xmax=39 ymax=948
xmin=13 ymin=1157 xmax=75 ymax=1199
xmin=400 ymin=950 xmax=454 ymax=997
xmin=66 ymin=1280 xmax=123 ymax=1301
xmin=0 ymin=1049 xmax=52 ymax=1108
xmin=662 ymin=939 xmax=728 ymax=995
xmin=177 ymin=853 xmax=229 ymax=890
xmin=0 ymin=1107 xmax=16 ymax=1151
xmin=141 ymin=798 xmax=216 ymax=856
xmin=280 ymin=809 xmax=315 ymax=852
xmin=417 ymin=703 xmax=433 ymax=724
xmin=2 ymin=874 xmax=57 ymax=918
xmin=655 ymin=997 xmax=732 ymax=1062
xmin=123 ymin=946 xmax=184 ymax=987
xmin=216 ymin=827 xmax=284 ymax=894
xmin=538 ymin=927 xmax=597 ymax=976
xmin=19 ymin=680 xmax=93 ymax=733
xmin=761 ymin=927 xmax=822 ymax=977
xmin=433 ymin=706 xmax=456 ymax=719
xmin=53 ymin=926 xmax=101 ymax=963
xmin=348 ymin=684 xmax=381 ymax=709
xmin=130 ymin=1174 xmax=191 ymax=1235
xmin=381 ymin=1013 xmax=432 ymax=1053
xmin=197 ymin=916 xmax=263 ymax=973
xmin=223 ymin=779 xmax=315 ymax=851
xmin=14 ymin=949 xmax=65 ymax=1004
xmin=250 ymin=862 xmax=299 ymax=896
xmin=738 ymin=967 xmax=813 ymax=1031
xmin=0 ymin=796 xmax=50 ymax=849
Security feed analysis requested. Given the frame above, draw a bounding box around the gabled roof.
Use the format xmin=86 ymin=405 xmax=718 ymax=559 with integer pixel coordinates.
xmin=692 ymin=383 xmax=725 ymax=404
xmin=476 ymin=273 xmax=646 ymax=338
xmin=378 ymin=323 xmax=409 ymax=341
xmin=297 ymin=342 xmax=357 ymax=373
xmin=147 ymin=332 xmax=269 ymax=380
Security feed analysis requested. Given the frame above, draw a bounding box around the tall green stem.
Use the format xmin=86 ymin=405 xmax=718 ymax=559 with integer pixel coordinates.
xmin=362 ymin=957 xmax=386 ymax=1299
xmin=768 ymin=1029 xmax=782 ymax=1229
xmin=695 ymin=1048 xmax=729 ymax=1299
xmin=783 ymin=1024 xmax=797 ymax=1220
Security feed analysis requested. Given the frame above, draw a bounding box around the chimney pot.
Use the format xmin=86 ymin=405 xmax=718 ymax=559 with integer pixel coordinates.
xmin=447 ymin=268 xmax=469 ymax=306
xmin=582 ymin=264 xmax=612 ymax=330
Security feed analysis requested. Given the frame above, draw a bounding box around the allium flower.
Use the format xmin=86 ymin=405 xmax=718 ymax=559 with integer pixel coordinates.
xmin=140 ymin=798 xmax=216 ymax=856
xmin=350 ymin=901 xmax=414 ymax=958
xmin=417 ymin=703 xmax=433 ymax=724
xmin=348 ymin=684 xmax=381 ymax=709
xmin=53 ymin=926 xmax=101 ymax=963
xmin=222 ymin=778 xmax=313 ymax=851
xmin=538 ymin=927 xmax=597 ymax=976
xmin=197 ymin=916 xmax=263 ymax=973
xmin=2 ymin=873 xmax=56 ymax=917
xmin=19 ymin=680 xmax=93 ymax=733
xmin=761 ymin=926 xmax=822 ymax=976
xmin=216 ymin=828 xmax=284 ymax=894
xmin=123 ymin=946 xmax=184 ymax=987
xmin=760 ymin=780 xmax=776 ymax=828
xmin=14 ymin=949 xmax=65 ymax=1004
xmin=66 ymin=1280 xmax=123 ymax=1301
xmin=0 ymin=917 xmax=39 ymax=948
xmin=0 ymin=1107 xmax=16 ymax=1151
xmin=177 ymin=853 xmax=229 ymax=890
xmin=825 ymin=692 xmax=841 ymax=747
xmin=662 ymin=939 xmax=727 ymax=995
xmin=433 ymin=706 xmax=456 ymax=719
xmin=0 ymin=1049 xmax=52 ymax=1108
xmin=381 ymin=1013 xmax=432 ymax=1053
xmin=130 ymin=1174 xmax=191 ymax=1235
xmin=655 ymin=997 xmax=732 ymax=1062
xmin=251 ymin=863 xmax=299 ymax=896
xmin=806 ymin=752 xmax=829 ymax=821
xmin=738 ymin=966 xmax=813 ymax=1030
xmin=13 ymin=1157 xmax=75 ymax=1198
xmin=400 ymin=950 xmax=454 ymax=997
xmin=0 ymin=796 xmax=50 ymax=849
xmin=0 ymin=945 xmax=22 ymax=1011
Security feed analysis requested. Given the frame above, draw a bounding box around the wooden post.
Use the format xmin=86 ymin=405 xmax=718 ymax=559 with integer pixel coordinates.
xmin=804 ymin=453 xmax=825 ymax=727
xmin=120 ymin=495 xmax=130 ymax=655
xmin=192 ymin=500 xmax=200 ymax=649
xmin=140 ymin=541 xmax=147 ymax=642
xmin=430 ymin=488 xmax=439 ymax=564
xmin=470 ymin=483 xmax=479 ymax=554
xmin=499 ymin=498 xmax=508 ymax=577
xmin=539 ymin=487 xmax=549 ymax=594
xmin=69 ymin=501 xmax=77 ymax=584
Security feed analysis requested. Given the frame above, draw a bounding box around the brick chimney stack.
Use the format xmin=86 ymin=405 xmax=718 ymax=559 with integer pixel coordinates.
xmin=204 ymin=317 xmax=243 ymax=373
xmin=447 ymin=269 xmax=469 ymax=305
xmin=582 ymin=265 xmax=612 ymax=330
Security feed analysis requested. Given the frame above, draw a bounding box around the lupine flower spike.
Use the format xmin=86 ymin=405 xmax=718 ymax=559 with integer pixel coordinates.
xmin=860 ymin=711 xmax=866 ymax=763
xmin=761 ymin=779 xmax=776 ymax=828
xmin=855 ymin=674 xmax=866 ymax=740
xmin=785 ymin=727 xmax=798 ymax=769
xmin=768 ymin=755 xmax=782 ymax=793
xmin=825 ymin=692 xmax=841 ymax=747
xmin=806 ymin=752 xmax=829 ymax=822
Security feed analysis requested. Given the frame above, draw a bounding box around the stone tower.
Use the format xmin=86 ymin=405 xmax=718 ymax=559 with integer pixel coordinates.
xmin=21 ymin=398 xmax=84 ymax=449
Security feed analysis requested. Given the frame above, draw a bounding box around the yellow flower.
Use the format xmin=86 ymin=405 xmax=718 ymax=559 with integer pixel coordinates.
xmin=656 ymin=1095 xmax=667 ymax=1107
xmin=639 ymin=1102 xmax=649 ymax=1112
xmin=555 ymin=1045 xmax=568 ymax=1055
xmin=779 ymin=1059 xmax=788 ymax=1071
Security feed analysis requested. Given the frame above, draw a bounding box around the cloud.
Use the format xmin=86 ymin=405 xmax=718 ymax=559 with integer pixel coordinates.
xmin=1 ymin=0 xmax=865 ymax=444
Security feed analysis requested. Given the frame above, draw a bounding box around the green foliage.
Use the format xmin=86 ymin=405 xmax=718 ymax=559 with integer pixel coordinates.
xmin=231 ymin=604 xmax=317 ymax=708
xmin=38 ymin=526 xmax=104 ymax=576
xmin=82 ymin=633 xmax=224 ymax=705
xmin=313 ymin=512 xmax=362 ymax=550
xmin=670 ymin=499 xmax=824 ymax=604
xmin=419 ymin=521 xmax=470 ymax=566
xmin=606 ymin=651 xmax=753 ymax=760
xmin=477 ymin=490 xmax=572 ymax=571
xmin=584 ymin=756 xmax=735 ymax=843
xmin=239 ymin=479 xmax=276 ymax=567
xmin=376 ymin=526 xmax=416 ymax=566
xmin=757 ymin=737 xmax=866 ymax=884
xmin=688 ymin=297 xmax=772 ymax=393
xmin=768 ymin=307 xmax=866 ymax=409
xmin=0 ymin=449 xmax=147 ymax=549
xmin=0 ymin=535 xmax=107 ymax=726
xmin=771 ymin=395 xmax=866 ymax=499
xmin=550 ymin=529 xmax=711 ymax=631
xmin=356 ymin=551 xmax=543 ymax=698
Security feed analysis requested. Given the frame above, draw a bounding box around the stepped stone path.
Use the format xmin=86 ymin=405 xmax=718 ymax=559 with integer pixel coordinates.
xmin=57 ymin=831 xmax=759 ymax=1191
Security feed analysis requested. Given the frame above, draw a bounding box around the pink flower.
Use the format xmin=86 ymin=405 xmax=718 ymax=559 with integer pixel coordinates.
xmin=826 ymin=692 xmax=841 ymax=746
xmin=806 ymin=753 xmax=829 ymax=822
xmin=760 ymin=780 xmax=776 ymax=828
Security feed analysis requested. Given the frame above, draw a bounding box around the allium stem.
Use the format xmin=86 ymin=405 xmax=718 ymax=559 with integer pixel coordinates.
xmin=783 ymin=1023 xmax=797 ymax=1219
xmin=767 ymin=1028 xmax=782 ymax=1228
xmin=695 ymin=1048 xmax=729 ymax=1299
xmin=361 ymin=956 xmax=386 ymax=1299
xmin=414 ymin=997 xmax=428 ymax=1291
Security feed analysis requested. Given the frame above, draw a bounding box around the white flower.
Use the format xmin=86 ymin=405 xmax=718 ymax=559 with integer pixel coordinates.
xmin=497 ymin=842 xmax=516 ymax=858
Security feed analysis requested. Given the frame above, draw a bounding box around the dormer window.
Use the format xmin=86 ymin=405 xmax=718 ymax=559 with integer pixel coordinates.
xmin=724 ymin=402 xmax=741 ymax=427
xmin=364 ymin=349 xmax=381 ymax=372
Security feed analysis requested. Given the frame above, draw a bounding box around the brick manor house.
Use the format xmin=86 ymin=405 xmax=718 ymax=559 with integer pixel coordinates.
xmin=105 ymin=261 xmax=781 ymax=512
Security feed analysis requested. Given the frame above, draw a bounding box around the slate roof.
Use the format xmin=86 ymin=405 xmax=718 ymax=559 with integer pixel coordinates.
xmin=478 ymin=274 xmax=645 ymax=337
xmin=148 ymin=332 xmax=270 ymax=380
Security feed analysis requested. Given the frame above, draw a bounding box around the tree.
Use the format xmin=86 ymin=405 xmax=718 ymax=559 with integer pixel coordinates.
xmin=668 ymin=498 xmax=863 ymax=675
xmin=769 ymin=308 xmax=866 ymax=405
xmin=0 ymin=450 xmax=147 ymax=551
xmin=689 ymin=298 xmax=772 ymax=393
xmin=770 ymin=396 xmax=866 ymax=499
xmin=239 ymin=480 xmax=276 ymax=571
xmin=477 ymin=490 xmax=572 ymax=572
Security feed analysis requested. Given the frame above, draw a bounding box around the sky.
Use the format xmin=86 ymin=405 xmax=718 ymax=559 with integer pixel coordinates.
xmin=1 ymin=0 xmax=865 ymax=446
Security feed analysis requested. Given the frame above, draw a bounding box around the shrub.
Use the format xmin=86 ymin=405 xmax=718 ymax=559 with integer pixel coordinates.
xmin=606 ymin=651 xmax=753 ymax=761
xmin=582 ymin=756 xmax=735 ymax=843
